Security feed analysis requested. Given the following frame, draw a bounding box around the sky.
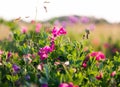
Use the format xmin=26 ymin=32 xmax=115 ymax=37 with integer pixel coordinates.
xmin=0 ymin=0 xmax=120 ymax=23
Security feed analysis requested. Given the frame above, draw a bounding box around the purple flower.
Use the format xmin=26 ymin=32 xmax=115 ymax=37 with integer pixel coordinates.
xmin=80 ymin=16 xmax=89 ymax=24
xmin=54 ymin=20 xmax=60 ymax=26
xmin=61 ymin=21 xmax=67 ymax=28
xmin=12 ymin=64 xmax=20 ymax=72
xmin=41 ymin=84 xmax=48 ymax=87
xmin=25 ymin=74 xmax=30 ymax=80
xmin=68 ymin=16 xmax=79 ymax=24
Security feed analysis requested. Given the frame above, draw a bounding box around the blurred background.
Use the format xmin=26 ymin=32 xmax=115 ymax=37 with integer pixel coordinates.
xmin=0 ymin=0 xmax=120 ymax=57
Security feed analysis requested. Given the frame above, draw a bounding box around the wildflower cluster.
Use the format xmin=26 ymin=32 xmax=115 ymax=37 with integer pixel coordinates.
xmin=0 ymin=22 xmax=120 ymax=87
xmin=38 ymin=26 xmax=66 ymax=60
xmin=82 ymin=51 xmax=105 ymax=68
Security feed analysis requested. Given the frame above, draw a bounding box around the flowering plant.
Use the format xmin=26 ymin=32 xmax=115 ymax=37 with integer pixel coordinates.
xmin=0 ymin=22 xmax=120 ymax=87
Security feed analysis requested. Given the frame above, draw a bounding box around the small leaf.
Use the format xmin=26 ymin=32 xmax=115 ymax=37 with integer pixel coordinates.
xmin=6 ymin=75 xmax=12 ymax=81
xmin=39 ymin=77 xmax=48 ymax=84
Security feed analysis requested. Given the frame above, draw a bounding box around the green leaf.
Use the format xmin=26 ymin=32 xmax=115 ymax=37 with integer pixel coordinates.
xmin=44 ymin=64 xmax=50 ymax=80
xmin=6 ymin=75 xmax=12 ymax=81
xmin=39 ymin=77 xmax=48 ymax=84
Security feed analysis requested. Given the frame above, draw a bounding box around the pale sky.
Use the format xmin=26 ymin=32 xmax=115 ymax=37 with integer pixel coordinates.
xmin=0 ymin=0 xmax=120 ymax=23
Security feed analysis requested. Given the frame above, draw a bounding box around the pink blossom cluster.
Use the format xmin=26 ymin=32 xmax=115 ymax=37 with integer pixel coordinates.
xmin=38 ymin=46 xmax=52 ymax=60
xmin=52 ymin=27 xmax=67 ymax=38
xmin=90 ymin=52 xmax=105 ymax=61
xmin=38 ymin=27 xmax=66 ymax=60
xmin=82 ymin=51 xmax=105 ymax=68
xmin=38 ymin=41 xmax=55 ymax=60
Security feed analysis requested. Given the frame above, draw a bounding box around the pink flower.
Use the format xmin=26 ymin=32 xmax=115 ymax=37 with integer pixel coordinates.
xmin=0 ymin=50 xmax=3 ymax=55
xmin=90 ymin=52 xmax=98 ymax=57
xmin=110 ymin=71 xmax=116 ymax=77
xmin=59 ymin=82 xmax=79 ymax=87
xmin=7 ymin=52 xmax=12 ymax=58
xmin=50 ymin=41 xmax=55 ymax=51
xmin=59 ymin=83 xmax=69 ymax=87
xmin=38 ymin=46 xmax=51 ymax=60
xmin=52 ymin=26 xmax=59 ymax=37
xmin=69 ymin=82 xmax=79 ymax=87
xmin=21 ymin=26 xmax=27 ymax=34
xmin=96 ymin=72 xmax=103 ymax=80
xmin=90 ymin=52 xmax=105 ymax=61
xmin=37 ymin=64 xmax=43 ymax=71
xmin=87 ymin=24 xmax=95 ymax=31
xmin=98 ymin=52 xmax=105 ymax=59
xmin=83 ymin=51 xmax=105 ymax=68
xmin=35 ymin=23 xmax=42 ymax=33
xmin=82 ymin=62 xmax=87 ymax=68
xmin=6 ymin=52 xmax=12 ymax=62
xmin=95 ymin=56 xmax=101 ymax=61
xmin=58 ymin=27 xmax=67 ymax=35
xmin=103 ymin=43 xmax=110 ymax=48
xmin=44 ymin=46 xmax=52 ymax=53
xmin=51 ymin=26 xmax=67 ymax=37
xmin=31 ymin=20 xmax=35 ymax=24
xmin=69 ymin=82 xmax=74 ymax=87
